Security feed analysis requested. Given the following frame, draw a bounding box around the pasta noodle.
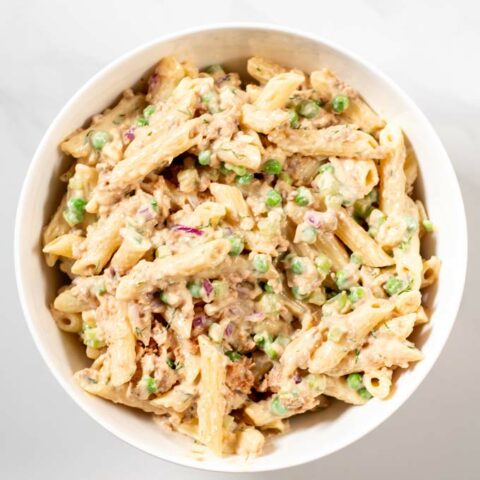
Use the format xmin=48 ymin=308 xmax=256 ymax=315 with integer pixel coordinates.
xmin=268 ymin=125 xmax=381 ymax=159
xmin=42 ymin=56 xmax=439 ymax=458
xmin=197 ymin=335 xmax=227 ymax=455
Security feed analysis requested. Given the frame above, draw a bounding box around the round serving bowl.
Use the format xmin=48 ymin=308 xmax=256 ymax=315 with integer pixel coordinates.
xmin=15 ymin=24 xmax=467 ymax=472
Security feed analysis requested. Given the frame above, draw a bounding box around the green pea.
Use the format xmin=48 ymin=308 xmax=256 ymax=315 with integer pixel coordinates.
xmin=136 ymin=116 xmax=149 ymax=127
xmin=297 ymin=99 xmax=321 ymax=118
xmin=319 ymin=163 xmax=334 ymax=174
xmin=358 ymin=387 xmax=373 ymax=400
xmin=219 ymin=163 xmax=231 ymax=175
xmin=335 ymin=270 xmax=349 ymax=290
xmin=347 ymin=373 xmax=364 ymax=391
xmin=332 ymin=95 xmax=350 ymax=113
xmin=205 ymin=64 xmax=224 ymax=74
xmin=270 ymin=395 xmax=288 ymax=415
xmin=384 ymin=276 xmax=407 ymax=296
xmin=314 ymin=254 xmax=332 ymax=275
xmin=350 ymin=253 xmax=363 ymax=265
xmin=254 ymin=333 xmax=267 ymax=348
xmin=230 ymin=165 xmax=248 ymax=176
xmin=253 ymin=254 xmax=270 ymax=273
xmin=236 ymin=173 xmax=254 ymax=185
xmin=291 ymin=257 xmax=304 ymax=274
xmin=89 ymin=130 xmax=112 ymax=150
xmin=263 ymin=159 xmax=282 ymax=175
xmin=294 ymin=186 xmax=312 ymax=206
xmin=348 ymin=286 xmax=365 ymax=303
xmin=423 ymin=219 xmax=434 ymax=233
xmin=288 ymin=109 xmax=300 ymax=129
xmin=83 ymin=327 xmax=105 ymax=349
xmin=262 ymin=283 xmax=274 ymax=294
xmin=145 ymin=376 xmax=157 ymax=394
xmin=198 ymin=149 xmax=211 ymax=166
xmin=225 ymin=351 xmax=242 ymax=362
xmin=159 ymin=291 xmax=170 ymax=304
xmin=187 ymin=280 xmax=202 ymax=298
xmin=222 ymin=162 xmax=248 ymax=176
xmin=143 ymin=105 xmax=155 ymax=118
xmin=264 ymin=343 xmax=279 ymax=360
xmin=279 ymin=172 xmax=292 ymax=184
xmin=63 ymin=197 xmax=87 ymax=226
xmin=265 ymin=189 xmax=282 ymax=207
xmin=228 ymin=236 xmax=244 ymax=256
xmin=291 ymin=286 xmax=309 ymax=300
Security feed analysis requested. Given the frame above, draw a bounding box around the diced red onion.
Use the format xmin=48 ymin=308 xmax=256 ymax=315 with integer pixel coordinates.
xmin=192 ymin=316 xmax=205 ymax=328
xmin=306 ymin=211 xmax=322 ymax=228
xmin=215 ymin=74 xmax=229 ymax=86
xmin=294 ymin=373 xmax=302 ymax=384
xmin=138 ymin=205 xmax=155 ymax=221
xmin=124 ymin=127 xmax=135 ymax=142
xmin=171 ymin=224 xmax=204 ymax=236
xmin=202 ymin=279 xmax=213 ymax=296
xmin=225 ymin=323 xmax=234 ymax=337
xmin=305 ymin=210 xmax=338 ymax=232
xmin=246 ymin=312 xmax=265 ymax=322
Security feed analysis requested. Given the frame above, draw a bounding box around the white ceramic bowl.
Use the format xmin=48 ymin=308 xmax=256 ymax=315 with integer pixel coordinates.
xmin=15 ymin=24 xmax=467 ymax=472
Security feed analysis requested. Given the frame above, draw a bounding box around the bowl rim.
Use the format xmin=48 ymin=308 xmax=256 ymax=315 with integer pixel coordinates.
xmin=14 ymin=22 xmax=468 ymax=473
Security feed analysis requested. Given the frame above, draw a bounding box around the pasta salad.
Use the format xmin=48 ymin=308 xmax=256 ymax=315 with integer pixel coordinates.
xmin=42 ymin=56 xmax=440 ymax=457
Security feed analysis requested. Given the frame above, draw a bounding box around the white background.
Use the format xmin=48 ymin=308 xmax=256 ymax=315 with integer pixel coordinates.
xmin=1 ymin=0 xmax=479 ymax=478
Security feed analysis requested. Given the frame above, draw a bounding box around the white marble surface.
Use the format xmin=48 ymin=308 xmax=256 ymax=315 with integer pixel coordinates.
xmin=1 ymin=0 xmax=479 ymax=478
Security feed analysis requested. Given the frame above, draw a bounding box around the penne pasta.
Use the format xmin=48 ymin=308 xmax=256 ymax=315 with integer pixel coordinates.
xmin=378 ymin=123 xmax=407 ymax=216
xmin=43 ymin=233 xmax=84 ymax=259
xmin=336 ymin=208 xmax=395 ymax=267
xmin=197 ymin=335 xmax=227 ymax=455
xmin=209 ymin=183 xmax=251 ymax=222
xmin=71 ymin=212 xmax=124 ymax=276
xmin=269 ymin=125 xmax=381 ymax=160
xmin=254 ymin=72 xmax=305 ymax=111
xmin=247 ymin=56 xmax=287 ymax=84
